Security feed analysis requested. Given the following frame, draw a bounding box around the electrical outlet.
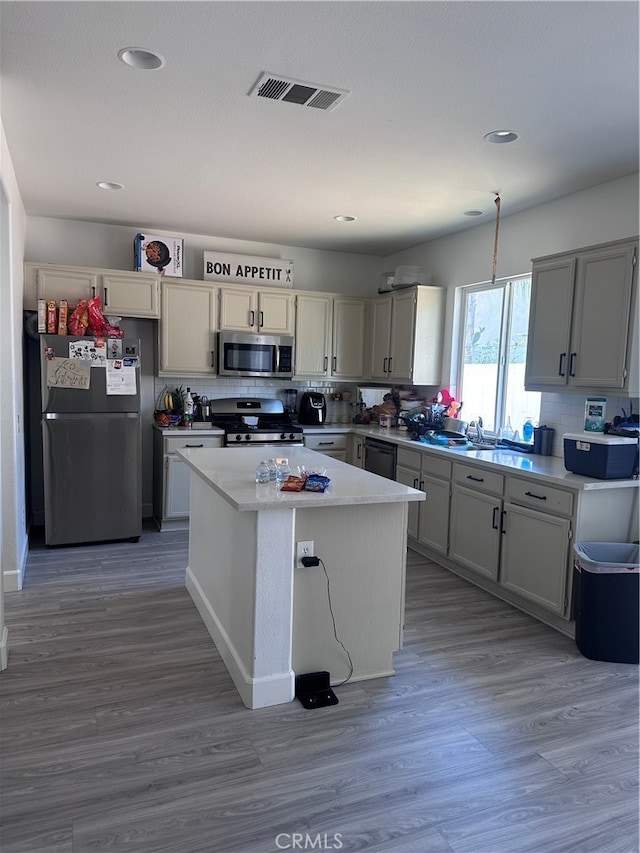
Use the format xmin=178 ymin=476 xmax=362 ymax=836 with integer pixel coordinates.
xmin=296 ymin=540 xmax=314 ymax=567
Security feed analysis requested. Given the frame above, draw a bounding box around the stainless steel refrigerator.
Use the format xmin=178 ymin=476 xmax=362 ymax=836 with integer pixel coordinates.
xmin=40 ymin=334 xmax=142 ymax=546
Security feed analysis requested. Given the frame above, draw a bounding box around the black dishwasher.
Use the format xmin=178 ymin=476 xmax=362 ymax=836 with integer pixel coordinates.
xmin=364 ymin=437 xmax=397 ymax=480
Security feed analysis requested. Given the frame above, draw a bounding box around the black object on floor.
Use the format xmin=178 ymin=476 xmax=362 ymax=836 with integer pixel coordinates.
xmin=295 ymin=671 xmax=339 ymax=709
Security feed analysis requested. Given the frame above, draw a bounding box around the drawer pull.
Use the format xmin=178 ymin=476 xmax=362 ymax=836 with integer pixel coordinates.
xmin=318 ymin=441 xmax=335 ymax=446
xmin=185 ymin=443 xmax=204 ymax=448
xmin=466 ymin=474 xmax=484 ymax=483
xmin=524 ymin=490 xmax=547 ymax=501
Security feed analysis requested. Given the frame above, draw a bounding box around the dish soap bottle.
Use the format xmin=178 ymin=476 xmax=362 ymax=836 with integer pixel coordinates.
xmin=522 ymin=417 xmax=534 ymax=443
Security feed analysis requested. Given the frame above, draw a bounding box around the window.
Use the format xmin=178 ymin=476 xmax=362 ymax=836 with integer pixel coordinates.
xmin=457 ymin=276 xmax=540 ymax=437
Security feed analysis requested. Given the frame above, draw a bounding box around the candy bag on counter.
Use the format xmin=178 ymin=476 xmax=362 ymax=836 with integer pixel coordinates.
xmin=68 ymin=299 xmax=89 ymax=336
xmin=87 ymin=296 xmax=124 ymax=338
xmin=303 ymin=474 xmax=331 ymax=492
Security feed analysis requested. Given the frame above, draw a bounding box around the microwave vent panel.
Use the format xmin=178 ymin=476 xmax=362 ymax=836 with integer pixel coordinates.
xmin=249 ymin=73 xmax=349 ymax=112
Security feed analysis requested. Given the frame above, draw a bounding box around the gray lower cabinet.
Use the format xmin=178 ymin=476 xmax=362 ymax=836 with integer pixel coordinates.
xmin=396 ymin=447 xmax=451 ymax=556
xmin=384 ymin=435 xmax=636 ymax=632
xmin=500 ymin=500 xmax=571 ymax=616
xmin=153 ymin=431 xmax=223 ymax=530
xmin=449 ymin=462 xmax=504 ymax=581
xmin=305 ymin=432 xmax=348 ymax=462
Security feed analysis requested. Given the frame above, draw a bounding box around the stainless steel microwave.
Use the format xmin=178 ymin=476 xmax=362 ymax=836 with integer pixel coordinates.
xmin=218 ymin=332 xmax=295 ymax=379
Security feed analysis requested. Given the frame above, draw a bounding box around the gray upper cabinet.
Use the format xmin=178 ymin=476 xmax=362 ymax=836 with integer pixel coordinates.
xmin=24 ymin=262 xmax=160 ymax=319
xmin=369 ymin=286 xmax=445 ymax=384
xmin=525 ymin=238 xmax=638 ymax=392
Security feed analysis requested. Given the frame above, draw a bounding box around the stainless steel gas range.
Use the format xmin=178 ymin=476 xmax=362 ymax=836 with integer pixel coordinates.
xmin=209 ymin=397 xmax=304 ymax=449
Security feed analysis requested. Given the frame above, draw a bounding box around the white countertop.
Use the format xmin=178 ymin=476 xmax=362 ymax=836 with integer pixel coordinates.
xmin=349 ymin=425 xmax=638 ymax=491
xmin=153 ymin=424 xmax=225 ymax=435
xmin=176 ymin=446 xmax=425 ymax=511
xmin=154 ymin=421 xmax=637 ymax=491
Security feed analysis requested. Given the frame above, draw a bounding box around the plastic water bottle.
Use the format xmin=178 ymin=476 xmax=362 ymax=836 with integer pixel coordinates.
xmin=522 ymin=417 xmax=534 ymax=443
xmin=276 ymin=458 xmax=291 ymax=484
xmin=267 ymin=458 xmax=277 ymax=481
xmin=255 ymin=460 xmax=270 ymax=484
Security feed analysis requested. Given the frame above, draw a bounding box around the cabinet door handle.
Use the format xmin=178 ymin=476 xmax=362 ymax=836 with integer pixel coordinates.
xmin=185 ymin=443 xmax=204 ymax=448
xmin=357 ymin=444 xmax=362 ymax=460
xmin=558 ymin=352 xmax=566 ymax=376
xmin=569 ymin=352 xmax=577 ymax=377
xmin=524 ymin=490 xmax=547 ymax=501
xmin=259 ymin=311 xmax=264 ymax=328
xmin=388 ymin=356 xmax=393 ymax=373
xmin=383 ymin=357 xmax=388 ymax=373
xmin=501 ymin=508 xmax=507 ymax=534
xmin=324 ymin=356 xmax=328 ymax=371
xmin=249 ymin=310 xmax=255 ymax=327
xmin=333 ymin=356 xmax=337 ymax=372
xmin=103 ymin=286 xmax=109 ymax=306
xmin=466 ymin=474 xmax=484 ymax=483
xmin=492 ymin=506 xmax=500 ymax=529
xmin=210 ymin=350 xmax=215 ymax=369
xmin=413 ymin=478 xmax=419 ymax=489
xmin=419 ymin=480 xmax=424 ymax=490
xmin=91 ymin=284 xmax=97 ymax=298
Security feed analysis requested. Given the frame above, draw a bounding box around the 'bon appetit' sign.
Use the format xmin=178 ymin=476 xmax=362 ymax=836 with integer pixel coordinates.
xmin=204 ymin=252 xmax=294 ymax=287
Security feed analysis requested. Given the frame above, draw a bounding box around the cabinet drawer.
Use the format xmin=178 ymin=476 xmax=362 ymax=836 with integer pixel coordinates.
xmin=163 ymin=435 xmax=223 ymax=454
xmin=421 ymin=452 xmax=451 ymax=480
xmin=453 ymin=462 xmax=504 ymax=495
xmin=305 ymin=433 xmax=348 ymax=452
xmin=507 ymin=477 xmax=574 ymax=516
xmin=397 ymin=446 xmax=421 ymax=471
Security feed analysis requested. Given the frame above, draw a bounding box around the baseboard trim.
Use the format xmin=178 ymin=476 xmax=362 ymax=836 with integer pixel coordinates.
xmin=0 ymin=626 xmax=8 ymax=670
xmin=3 ymin=534 xmax=28 ymax=592
xmin=185 ymin=566 xmax=294 ymax=709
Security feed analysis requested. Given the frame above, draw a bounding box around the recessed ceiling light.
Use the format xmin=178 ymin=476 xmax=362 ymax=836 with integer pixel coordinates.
xmin=118 ymin=47 xmax=165 ymax=70
xmin=96 ymin=181 xmax=124 ymax=191
xmin=463 ymin=209 xmax=485 ymax=217
xmin=334 ymin=215 xmax=356 ymax=222
xmin=484 ymin=130 xmax=519 ymax=144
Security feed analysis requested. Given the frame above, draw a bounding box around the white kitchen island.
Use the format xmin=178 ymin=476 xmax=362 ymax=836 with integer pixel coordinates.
xmin=177 ymin=446 xmax=424 ymax=709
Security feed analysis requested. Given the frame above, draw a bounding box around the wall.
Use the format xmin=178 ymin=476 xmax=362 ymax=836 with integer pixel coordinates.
xmin=1 ymin=120 xmax=28 ymax=670
xmin=25 ymin=218 xmax=383 ymax=298
xmin=383 ymin=173 xmax=640 ymax=441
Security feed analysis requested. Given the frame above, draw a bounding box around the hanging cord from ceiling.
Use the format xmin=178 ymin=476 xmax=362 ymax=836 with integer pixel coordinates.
xmin=491 ymin=193 xmax=501 ymax=285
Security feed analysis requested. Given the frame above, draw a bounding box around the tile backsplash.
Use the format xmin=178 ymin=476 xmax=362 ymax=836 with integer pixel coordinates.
xmin=154 ymin=376 xmax=637 ymax=458
xmin=539 ymin=393 xmax=638 ymax=456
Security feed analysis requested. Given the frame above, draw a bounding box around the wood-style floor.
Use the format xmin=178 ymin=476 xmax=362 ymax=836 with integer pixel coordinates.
xmin=1 ymin=526 xmax=638 ymax=853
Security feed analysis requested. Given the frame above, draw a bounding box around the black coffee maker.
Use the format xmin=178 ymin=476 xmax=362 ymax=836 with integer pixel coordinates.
xmin=298 ymin=392 xmax=327 ymax=425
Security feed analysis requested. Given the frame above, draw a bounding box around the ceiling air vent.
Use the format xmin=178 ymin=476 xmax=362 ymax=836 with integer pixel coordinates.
xmin=249 ymin=73 xmax=349 ymax=112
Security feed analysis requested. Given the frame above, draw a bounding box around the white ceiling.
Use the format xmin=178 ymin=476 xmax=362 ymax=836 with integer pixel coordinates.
xmin=1 ymin=1 xmax=638 ymax=257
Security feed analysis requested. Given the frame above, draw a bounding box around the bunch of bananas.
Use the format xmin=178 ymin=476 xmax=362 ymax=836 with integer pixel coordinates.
xmin=156 ymin=385 xmax=185 ymax=414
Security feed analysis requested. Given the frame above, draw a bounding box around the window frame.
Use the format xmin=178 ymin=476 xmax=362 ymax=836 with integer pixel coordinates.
xmin=456 ymin=273 xmax=535 ymax=437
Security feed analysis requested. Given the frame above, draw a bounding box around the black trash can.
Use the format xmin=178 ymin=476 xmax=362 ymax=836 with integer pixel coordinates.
xmin=573 ymin=542 xmax=639 ymax=664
